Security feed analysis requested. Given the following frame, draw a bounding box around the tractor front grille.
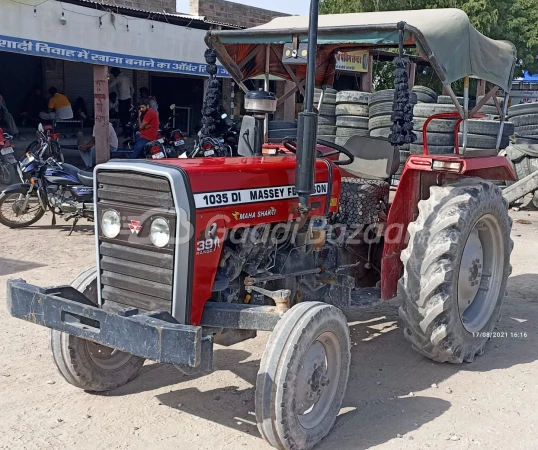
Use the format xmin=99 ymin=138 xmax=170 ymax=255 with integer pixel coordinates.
xmin=96 ymin=171 xmax=176 ymax=313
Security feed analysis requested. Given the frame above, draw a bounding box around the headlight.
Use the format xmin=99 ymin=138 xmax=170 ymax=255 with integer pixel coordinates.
xmin=101 ymin=209 xmax=121 ymax=238
xmin=150 ymin=217 xmax=170 ymax=248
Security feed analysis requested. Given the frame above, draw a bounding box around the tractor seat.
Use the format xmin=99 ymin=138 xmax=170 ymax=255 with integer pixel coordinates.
xmin=337 ymin=136 xmax=397 ymax=227
xmin=338 ymin=135 xmax=400 ymax=180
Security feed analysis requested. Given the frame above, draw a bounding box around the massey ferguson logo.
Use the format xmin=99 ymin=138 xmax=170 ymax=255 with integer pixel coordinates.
xmin=129 ymin=220 xmax=142 ymax=234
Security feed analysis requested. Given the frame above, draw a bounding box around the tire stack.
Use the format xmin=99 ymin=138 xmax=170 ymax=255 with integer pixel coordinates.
xmin=334 ymin=91 xmax=371 ymax=146
xmin=508 ymin=103 xmax=538 ymax=139
xmin=315 ymin=88 xmax=338 ymax=143
xmin=367 ymin=89 xmax=417 ymax=186
xmin=437 ymin=95 xmax=463 ymax=105
xmin=505 ymin=103 xmax=538 ymax=205
xmin=411 ymin=103 xmax=513 ymax=156
xmin=412 ymin=86 xmax=437 ymax=104
xmin=477 ymin=95 xmax=505 ymax=116
xmin=368 ymin=89 xmax=418 ymax=141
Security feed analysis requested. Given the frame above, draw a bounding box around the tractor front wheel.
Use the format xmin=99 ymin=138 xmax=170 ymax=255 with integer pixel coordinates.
xmin=50 ymin=267 xmax=145 ymax=392
xmin=399 ymin=179 xmax=513 ymax=363
xmin=255 ymin=302 xmax=351 ymax=450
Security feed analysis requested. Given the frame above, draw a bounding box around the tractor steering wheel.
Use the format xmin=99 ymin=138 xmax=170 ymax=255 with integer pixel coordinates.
xmin=283 ymin=137 xmax=354 ymax=166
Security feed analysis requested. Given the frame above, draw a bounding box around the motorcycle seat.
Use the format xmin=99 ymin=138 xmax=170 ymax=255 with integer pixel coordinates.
xmin=77 ymin=170 xmax=94 ymax=187
xmin=60 ymin=163 xmax=93 ymax=186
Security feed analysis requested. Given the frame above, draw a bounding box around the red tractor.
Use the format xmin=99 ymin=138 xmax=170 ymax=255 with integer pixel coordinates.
xmin=7 ymin=6 xmax=516 ymax=450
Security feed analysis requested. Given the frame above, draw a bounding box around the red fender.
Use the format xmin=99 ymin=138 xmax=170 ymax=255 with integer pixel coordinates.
xmin=380 ymin=154 xmax=515 ymax=301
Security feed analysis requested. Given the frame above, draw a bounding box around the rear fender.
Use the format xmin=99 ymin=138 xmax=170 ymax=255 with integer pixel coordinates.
xmin=1 ymin=183 xmax=31 ymax=196
xmin=380 ymin=154 xmax=514 ymax=300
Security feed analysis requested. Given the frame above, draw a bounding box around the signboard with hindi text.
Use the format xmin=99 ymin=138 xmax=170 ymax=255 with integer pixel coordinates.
xmin=335 ymin=50 xmax=370 ymax=73
xmin=0 ymin=0 xmax=229 ymax=77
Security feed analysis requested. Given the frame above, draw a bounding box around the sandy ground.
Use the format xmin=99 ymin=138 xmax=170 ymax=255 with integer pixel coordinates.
xmin=0 ymin=203 xmax=537 ymax=450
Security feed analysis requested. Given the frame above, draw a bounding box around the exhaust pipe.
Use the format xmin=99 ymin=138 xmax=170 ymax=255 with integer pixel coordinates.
xmin=295 ymin=0 xmax=320 ymax=214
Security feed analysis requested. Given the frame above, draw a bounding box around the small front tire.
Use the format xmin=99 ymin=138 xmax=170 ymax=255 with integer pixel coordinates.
xmin=50 ymin=267 xmax=145 ymax=392
xmin=255 ymin=302 xmax=351 ymax=450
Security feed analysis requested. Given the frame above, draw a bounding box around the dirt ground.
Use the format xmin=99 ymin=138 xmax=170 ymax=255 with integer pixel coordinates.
xmin=0 ymin=205 xmax=537 ymax=450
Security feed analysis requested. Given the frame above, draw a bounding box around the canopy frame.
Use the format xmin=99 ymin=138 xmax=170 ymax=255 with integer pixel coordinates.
xmin=207 ymin=10 xmax=517 ymax=156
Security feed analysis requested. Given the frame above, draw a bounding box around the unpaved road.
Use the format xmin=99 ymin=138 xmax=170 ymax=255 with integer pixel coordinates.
xmin=0 ymin=207 xmax=537 ymax=450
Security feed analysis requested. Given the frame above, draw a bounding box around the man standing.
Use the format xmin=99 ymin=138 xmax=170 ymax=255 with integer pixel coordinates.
xmin=0 ymin=94 xmax=24 ymax=140
xmin=79 ymin=122 xmax=118 ymax=169
xmin=109 ymin=68 xmax=133 ymax=134
xmin=130 ymin=100 xmax=159 ymax=159
xmin=39 ymin=87 xmax=73 ymax=120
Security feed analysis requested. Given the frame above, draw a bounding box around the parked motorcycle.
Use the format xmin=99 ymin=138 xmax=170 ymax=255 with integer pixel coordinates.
xmin=223 ymin=115 xmax=240 ymax=155
xmin=25 ymin=123 xmax=64 ymax=162
xmin=0 ymin=129 xmax=17 ymax=185
xmin=161 ymin=104 xmax=187 ymax=156
xmin=189 ymin=114 xmax=233 ymax=158
xmin=0 ymin=140 xmax=93 ymax=232
xmin=122 ymin=106 xmax=139 ymax=149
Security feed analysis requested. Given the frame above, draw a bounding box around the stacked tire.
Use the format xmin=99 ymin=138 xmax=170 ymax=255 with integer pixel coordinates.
xmin=368 ymin=89 xmax=417 ymax=141
xmin=335 ymin=91 xmax=371 ymax=146
xmin=412 ymin=103 xmax=513 ymax=155
xmin=315 ymin=88 xmax=338 ymax=143
xmin=477 ymin=95 xmax=505 ymax=116
xmin=412 ymin=86 xmax=437 ymax=104
xmin=508 ymin=102 xmax=538 ymax=139
xmin=505 ymin=103 xmax=538 ymax=204
xmin=437 ymin=95 xmax=463 ymax=105
xmin=367 ymin=89 xmax=417 ymax=186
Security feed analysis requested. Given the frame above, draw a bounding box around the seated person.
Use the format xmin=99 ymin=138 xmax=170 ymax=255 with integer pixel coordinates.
xmin=79 ymin=122 xmax=118 ymax=169
xmin=39 ymin=87 xmax=73 ymax=120
xmin=0 ymin=94 xmax=24 ymax=140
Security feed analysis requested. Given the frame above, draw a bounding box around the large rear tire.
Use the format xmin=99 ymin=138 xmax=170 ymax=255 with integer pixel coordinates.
xmin=50 ymin=267 xmax=145 ymax=392
xmin=399 ymin=179 xmax=513 ymax=363
xmin=255 ymin=302 xmax=350 ymax=450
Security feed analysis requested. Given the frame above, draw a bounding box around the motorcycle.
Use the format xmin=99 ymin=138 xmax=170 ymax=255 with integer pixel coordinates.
xmin=26 ymin=123 xmax=64 ymax=162
xmin=0 ymin=129 xmax=17 ymax=185
xmin=122 ymin=106 xmax=139 ymax=149
xmin=161 ymin=104 xmax=187 ymax=156
xmin=189 ymin=114 xmax=233 ymax=158
xmin=0 ymin=138 xmax=94 ymax=232
xmin=223 ymin=116 xmax=240 ymax=156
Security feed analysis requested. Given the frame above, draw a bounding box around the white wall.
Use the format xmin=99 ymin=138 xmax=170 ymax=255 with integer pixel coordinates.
xmin=1 ymin=0 xmax=211 ymax=66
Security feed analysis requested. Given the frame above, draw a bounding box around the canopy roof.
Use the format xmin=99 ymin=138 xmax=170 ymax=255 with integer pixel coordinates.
xmin=207 ymin=8 xmax=516 ymax=92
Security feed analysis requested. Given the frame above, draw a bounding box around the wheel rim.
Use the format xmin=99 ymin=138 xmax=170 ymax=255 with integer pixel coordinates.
xmin=0 ymin=193 xmax=43 ymax=225
xmin=458 ymin=214 xmax=504 ymax=333
xmin=295 ymin=331 xmax=341 ymax=430
xmin=85 ymin=341 xmax=133 ymax=370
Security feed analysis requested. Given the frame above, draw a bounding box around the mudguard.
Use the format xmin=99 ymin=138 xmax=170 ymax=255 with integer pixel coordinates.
xmin=1 ymin=183 xmax=31 ymax=195
xmin=381 ymin=154 xmax=515 ymax=301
